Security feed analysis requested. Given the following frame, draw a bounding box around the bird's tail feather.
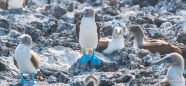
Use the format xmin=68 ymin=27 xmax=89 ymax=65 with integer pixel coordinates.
xmin=35 ymin=69 xmax=43 ymax=79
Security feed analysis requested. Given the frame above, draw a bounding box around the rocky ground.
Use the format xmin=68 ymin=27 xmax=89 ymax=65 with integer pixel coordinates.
xmin=0 ymin=0 xmax=186 ymax=86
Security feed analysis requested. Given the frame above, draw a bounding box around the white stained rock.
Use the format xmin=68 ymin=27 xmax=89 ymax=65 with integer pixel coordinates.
xmin=183 ymin=22 xmax=186 ymax=33
xmin=160 ymin=22 xmax=172 ymax=29
xmin=8 ymin=30 xmax=20 ymax=38
xmin=148 ymin=28 xmax=159 ymax=38
xmin=144 ymin=55 xmax=152 ymax=63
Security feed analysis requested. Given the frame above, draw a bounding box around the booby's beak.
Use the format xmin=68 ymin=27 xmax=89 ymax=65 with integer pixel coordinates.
xmin=17 ymin=34 xmax=24 ymax=39
xmin=17 ymin=35 xmax=21 ymax=40
xmin=150 ymin=56 xmax=172 ymax=66
xmin=124 ymin=33 xmax=134 ymax=44
xmin=17 ymin=34 xmax=25 ymax=43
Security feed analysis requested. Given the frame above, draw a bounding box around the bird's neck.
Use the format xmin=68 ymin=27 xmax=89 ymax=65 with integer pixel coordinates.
xmin=168 ymin=65 xmax=184 ymax=77
xmin=134 ymin=29 xmax=145 ymax=47
xmin=81 ymin=17 xmax=95 ymax=24
xmin=20 ymin=43 xmax=32 ymax=49
xmin=112 ymin=36 xmax=123 ymax=39
xmin=83 ymin=14 xmax=95 ymax=20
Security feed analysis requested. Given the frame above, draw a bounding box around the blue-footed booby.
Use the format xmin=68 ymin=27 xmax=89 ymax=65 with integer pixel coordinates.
xmin=13 ymin=34 xmax=42 ymax=83
xmin=75 ymin=6 xmax=101 ymax=65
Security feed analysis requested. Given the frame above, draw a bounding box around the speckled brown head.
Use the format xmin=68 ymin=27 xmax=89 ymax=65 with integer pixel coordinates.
xmin=124 ymin=25 xmax=145 ymax=44
xmin=129 ymin=25 xmax=143 ymax=35
xmin=151 ymin=53 xmax=184 ymax=67
xmin=84 ymin=74 xmax=99 ymax=86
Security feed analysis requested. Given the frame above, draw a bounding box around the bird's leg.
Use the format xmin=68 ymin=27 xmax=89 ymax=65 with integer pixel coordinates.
xmin=19 ymin=73 xmax=24 ymax=83
xmin=78 ymin=48 xmax=91 ymax=65
xmin=90 ymin=49 xmax=101 ymax=65
xmin=30 ymin=73 xmax=35 ymax=83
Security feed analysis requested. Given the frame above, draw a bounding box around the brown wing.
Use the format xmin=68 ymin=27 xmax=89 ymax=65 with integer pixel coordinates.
xmin=4 ymin=0 xmax=8 ymax=9
xmin=140 ymin=40 xmax=181 ymax=55
xmin=96 ymin=22 xmax=101 ymax=41
xmin=23 ymin=0 xmax=25 ymax=6
xmin=75 ymin=21 xmax=81 ymax=40
xmin=30 ymin=51 xmax=39 ymax=69
xmin=13 ymin=57 xmax=18 ymax=68
xmin=30 ymin=50 xmax=43 ymax=79
xmin=95 ymin=38 xmax=110 ymax=52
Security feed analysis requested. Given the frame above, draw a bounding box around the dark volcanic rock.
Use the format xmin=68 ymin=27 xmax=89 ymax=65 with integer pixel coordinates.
xmin=99 ymin=79 xmax=115 ymax=86
xmin=51 ymin=5 xmax=67 ymax=18
xmin=67 ymin=1 xmax=81 ymax=12
xmin=177 ymin=33 xmax=186 ymax=44
xmin=0 ymin=19 xmax=9 ymax=29
xmin=136 ymin=16 xmax=153 ymax=24
xmin=40 ymin=4 xmax=67 ymax=18
xmin=101 ymin=26 xmax=113 ymax=37
xmin=154 ymin=18 xmax=167 ymax=27
xmin=40 ymin=4 xmax=51 ymax=16
xmin=99 ymin=72 xmax=132 ymax=86
xmin=30 ymin=21 xmax=43 ymax=30
xmin=102 ymin=6 xmax=120 ymax=16
xmin=57 ymin=20 xmax=73 ymax=31
xmin=95 ymin=13 xmax=104 ymax=22
xmin=53 ymin=72 xmax=70 ymax=83
xmin=0 ymin=45 xmax=10 ymax=57
xmin=25 ymin=25 xmax=42 ymax=42
xmin=133 ymin=0 xmax=159 ymax=8
xmin=95 ymin=61 xmax=118 ymax=72
xmin=42 ymin=18 xmax=58 ymax=36
xmin=0 ymin=28 xmax=9 ymax=36
xmin=0 ymin=60 xmax=6 ymax=71
xmin=69 ymin=60 xmax=118 ymax=76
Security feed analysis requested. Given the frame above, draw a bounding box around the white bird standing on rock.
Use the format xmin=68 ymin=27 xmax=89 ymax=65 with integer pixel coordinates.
xmin=13 ymin=34 xmax=42 ymax=83
xmin=4 ymin=0 xmax=25 ymax=9
xmin=96 ymin=27 xmax=124 ymax=54
xmin=75 ymin=6 xmax=101 ymax=65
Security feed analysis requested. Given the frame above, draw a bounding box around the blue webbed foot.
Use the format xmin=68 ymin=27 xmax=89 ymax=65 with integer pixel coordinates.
xmin=90 ymin=49 xmax=101 ymax=65
xmin=78 ymin=54 xmax=91 ymax=65
xmin=30 ymin=74 xmax=35 ymax=83
xmin=19 ymin=73 xmax=25 ymax=83
xmin=78 ymin=48 xmax=91 ymax=65
xmin=90 ymin=56 xmax=101 ymax=65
